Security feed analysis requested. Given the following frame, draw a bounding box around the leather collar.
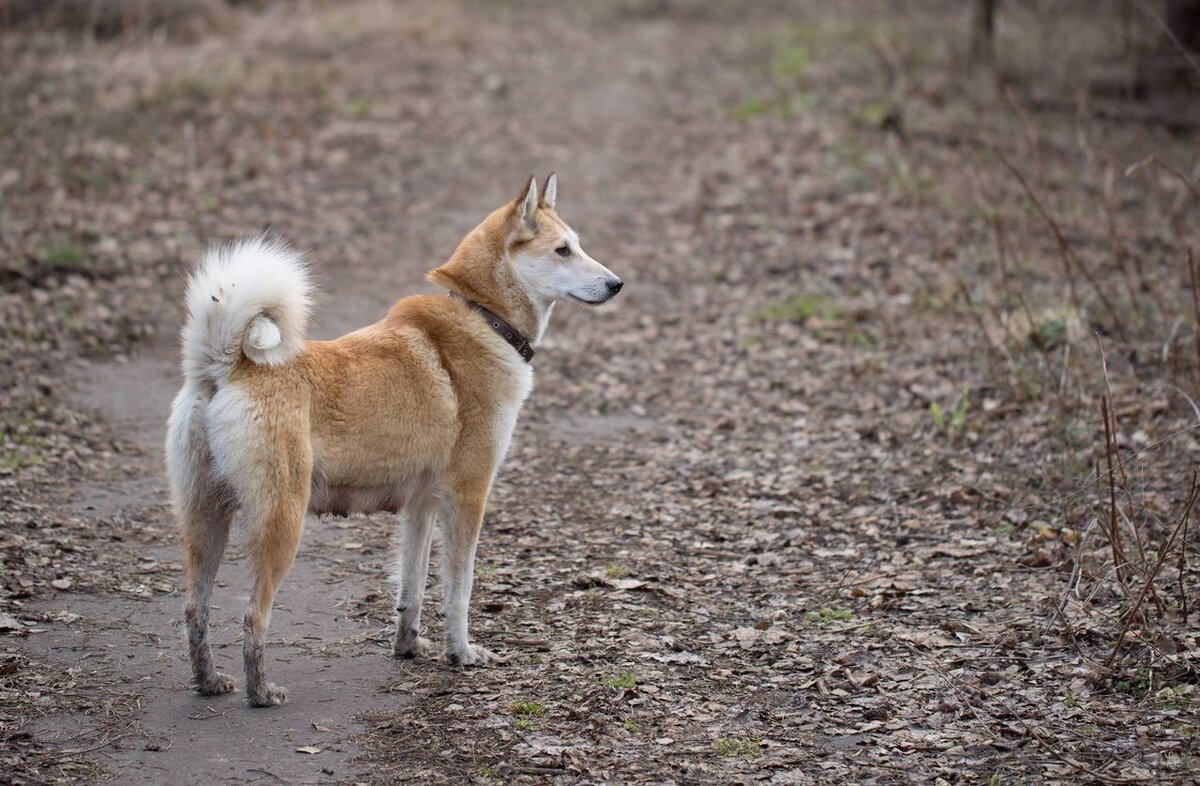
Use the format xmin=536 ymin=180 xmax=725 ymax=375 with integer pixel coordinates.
xmin=449 ymin=292 xmax=535 ymax=363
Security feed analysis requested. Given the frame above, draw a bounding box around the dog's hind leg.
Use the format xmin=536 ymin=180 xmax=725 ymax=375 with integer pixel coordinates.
xmin=242 ymin=492 xmax=307 ymax=707
xmin=181 ymin=496 xmax=235 ymax=695
xmin=391 ymin=493 xmax=437 ymax=659
xmin=206 ymin=385 xmax=312 ymax=707
xmin=168 ymin=384 xmax=237 ymax=696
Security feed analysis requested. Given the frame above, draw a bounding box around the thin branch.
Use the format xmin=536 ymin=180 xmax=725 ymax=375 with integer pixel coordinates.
xmin=1106 ymin=474 xmax=1200 ymax=667
xmin=996 ymin=149 xmax=1125 ymax=333
xmin=1101 ymin=395 xmax=1133 ymax=599
xmin=1189 ymin=249 xmax=1200 ymax=385
xmin=992 ymin=211 xmax=1038 ymax=333
xmin=1100 ymin=163 xmax=1148 ymax=322
xmin=1134 ymin=0 xmax=1200 ymax=81
xmin=1179 ymin=492 xmax=1191 ymax=625
xmin=1125 ymin=155 xmax=1200 ymax=204
xmin=1064 ymin=421 xmax=1200 ymax=504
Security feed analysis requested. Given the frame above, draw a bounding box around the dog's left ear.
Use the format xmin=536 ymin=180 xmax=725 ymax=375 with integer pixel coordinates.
xmin=516 ymin=175 xmax=539 ymax=233
xmin=540 ymin=172 xmax=557 ymax=210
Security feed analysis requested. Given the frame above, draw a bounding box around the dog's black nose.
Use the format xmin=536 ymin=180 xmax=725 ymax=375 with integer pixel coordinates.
xmin=606 ymin=277 xmax=623 ymax=295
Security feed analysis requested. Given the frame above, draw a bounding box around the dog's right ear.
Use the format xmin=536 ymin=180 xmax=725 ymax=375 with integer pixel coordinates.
xmin=514 ymin=175 xmax=539 ymax=233
xmin=540 ymin=172 xmax=557 ymax=210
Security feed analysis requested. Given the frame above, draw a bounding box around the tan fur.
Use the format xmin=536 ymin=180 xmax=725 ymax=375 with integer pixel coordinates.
xmin=173 ymin=176 xmax=621 ymax=706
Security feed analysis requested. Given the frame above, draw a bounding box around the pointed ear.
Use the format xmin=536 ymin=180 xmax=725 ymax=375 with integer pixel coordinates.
xmin=516 ymin=175 xmax=538 ymax=231
xmin=540 ymin=172 xmax=557 ymax=209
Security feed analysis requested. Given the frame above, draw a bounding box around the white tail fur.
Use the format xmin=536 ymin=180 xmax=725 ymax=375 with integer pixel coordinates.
xmin=180 ymin=237 xmax=313 ymax=386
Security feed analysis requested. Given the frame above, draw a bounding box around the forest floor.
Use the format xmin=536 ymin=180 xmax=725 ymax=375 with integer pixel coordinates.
xmin=2 ymin=1 xmax=1200 ymax=784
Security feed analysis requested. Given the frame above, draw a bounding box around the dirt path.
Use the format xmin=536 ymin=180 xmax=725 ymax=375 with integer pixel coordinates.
xmin=4 ymin=1 xmax=1199 ymax=784
xmin=34 ymin=338 xmax=401 ymax=784
xmin=11 ymin=4 xmax=704 ymax=781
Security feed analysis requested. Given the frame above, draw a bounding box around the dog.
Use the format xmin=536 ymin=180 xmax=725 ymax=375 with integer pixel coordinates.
xmin=166 ymin=174 xmax=622 ymax=706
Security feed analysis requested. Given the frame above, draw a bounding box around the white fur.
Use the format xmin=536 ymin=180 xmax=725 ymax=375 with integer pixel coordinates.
xmin=166 ymin=380 xmax=214 ymax=515
xmin=180 ymin=237 xmax=313 ymax=386
xmin=204 ymin=385 xmax=272 ymax=514
xmin=390 ymin=489 xmax=439 ymax=658
xmin=491 ymin=367 xmax=532 ymax=474
xmin=513 ymin=223 xmax=618 ymax=323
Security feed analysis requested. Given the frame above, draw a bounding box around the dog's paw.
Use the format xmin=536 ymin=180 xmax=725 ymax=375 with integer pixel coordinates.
xmin=446 ymin=643 xmax=505 ymax=667
xmin=195 ymin=672 xmax=235 ymax=696
xmin=246 ymin=682 xmax=288 ymax=707
xmin=392 ymin=635 xmax=435 ymax=660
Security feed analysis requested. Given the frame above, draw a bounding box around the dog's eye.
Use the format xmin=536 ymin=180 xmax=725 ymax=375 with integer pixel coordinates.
xmin=555 ymin=245 xmax=571 ymax=257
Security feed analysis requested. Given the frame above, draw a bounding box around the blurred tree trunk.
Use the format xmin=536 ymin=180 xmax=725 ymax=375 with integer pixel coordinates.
xmin=1166 ymin=0 xmax=1200 ymax=51
xmin=0 ymin=0 xmax=229 ymax=38
xmin=970 ymin=0 xmax=998 ymax=66
xmin=1128 ymin=0 xmax=1200 ymax=95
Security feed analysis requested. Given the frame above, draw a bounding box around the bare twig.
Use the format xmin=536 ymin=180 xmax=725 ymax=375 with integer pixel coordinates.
xmin=1001 ymin=86 xmax=1043 ymax=179
xmin=956 ymin=276 xmax=1017 ymax=373
xmin=1105 ymin=474 xmax=1200 ymax=667
xmin=992 ymin=212 xmax=1038 ymax=332
xmin=1133 ymin=0 xmax=1200 ymax=81
xmin=1023 ymin=722 xmax=1156 ymax=784
xmin=1095 ymin=335 xmax=1130 ymax=491
xmin=1163 ymin=317 xmax=1184 ymax=365
xmin=1100 ymin=163 xmax=1148 ymax=321
xmin=58 ymin=732 xmax=140 ymax=757
xmin=1048 ymin=517 xmax=1095 ymax=660
xmin=1170 ymin=384 xmax=1200 ymax=424
xmin=1189 ymin=249 xmax=1200 ymax=384
xmin=870 ymin=32 xmax=908 ymax=101
xmin=1064 ymin=421 xmax=1200 ymax=504
xmin=1100 ymin=396 xmax=1133 ymax=599
xmin=906 ymin=641 xmax=1151 ymax=784
xmin=1179 ymin=495 xmax=1191 ymax=625
xmin=995 ymin=149 xmax=1125 ymax=333
xmin=1125 ymin=155 xmax=1200 ymax=205
xmin=1095 ymin=335 xmax=1156 ymax=595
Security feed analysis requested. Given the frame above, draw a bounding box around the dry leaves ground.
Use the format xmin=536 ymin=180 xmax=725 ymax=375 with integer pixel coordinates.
xmin=1 ymin=1 xmax=1199 ymax=784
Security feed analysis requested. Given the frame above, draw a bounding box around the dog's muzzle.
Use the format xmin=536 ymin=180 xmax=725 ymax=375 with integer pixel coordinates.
xmin=570 ymin=276 xmax=624 ymax=305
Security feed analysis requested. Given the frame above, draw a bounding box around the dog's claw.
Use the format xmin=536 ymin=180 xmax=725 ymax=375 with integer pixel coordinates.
xmin=247 ymin=682 xmax=288 ymax=707
xmin=392 ymin=635 xmax=435 ymax=660
xmin=196 ymin=673 xmax=235 ymax=696
xmin=447 ymin=643 xmax=504 ymax=667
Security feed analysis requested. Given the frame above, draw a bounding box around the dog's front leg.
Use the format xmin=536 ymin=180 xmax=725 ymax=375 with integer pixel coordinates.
xmin=391 ymin=497 xmax=437 ymax=659
xmin=439 ymin=492 xmax=501 ymax=666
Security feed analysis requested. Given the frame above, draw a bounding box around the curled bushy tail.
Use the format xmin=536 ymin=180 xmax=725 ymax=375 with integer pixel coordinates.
xmin=180 ymin=237 xmax=313 ymax=386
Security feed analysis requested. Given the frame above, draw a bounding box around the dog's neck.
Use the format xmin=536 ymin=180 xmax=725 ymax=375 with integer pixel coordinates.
xmin=427 ymin=212 xmax=550 ymax=347
xmin=522 ymin=295 xmax=555 ymax=347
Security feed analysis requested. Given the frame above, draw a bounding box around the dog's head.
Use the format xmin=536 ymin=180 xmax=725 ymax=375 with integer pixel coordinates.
xmin=505 ymin=174 xmax=623 ymax=306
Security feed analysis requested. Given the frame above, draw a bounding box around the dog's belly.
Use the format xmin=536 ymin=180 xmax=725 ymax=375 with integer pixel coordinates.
xmin=308 ymin=483 xmax=406 ymax=517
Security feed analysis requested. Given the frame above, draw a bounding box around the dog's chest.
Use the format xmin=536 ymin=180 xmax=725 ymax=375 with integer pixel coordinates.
xmin=490 ymin=361 xmax=532 ymax=473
